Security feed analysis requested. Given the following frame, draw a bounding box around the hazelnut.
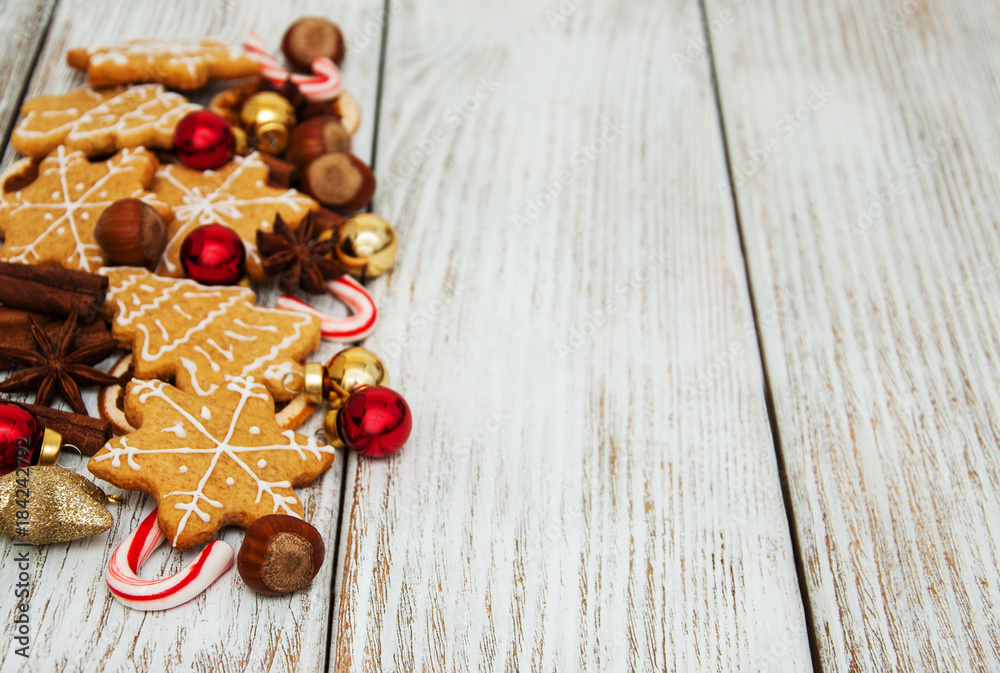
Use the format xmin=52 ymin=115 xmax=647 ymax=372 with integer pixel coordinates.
xmin=94 ymin=198 xmax=167 ymax=267
xmin=285 ymin=116 xmax=351 ymax=169
xmin=282 ymin=17 xmax=346 ymax=70
xmin=299 ymin=92 xmax=360 ymax=136
xmin=300 ymin=152 xmax=376 ymax=213
xmin=237 ymin=514 xmax=325 ymax=596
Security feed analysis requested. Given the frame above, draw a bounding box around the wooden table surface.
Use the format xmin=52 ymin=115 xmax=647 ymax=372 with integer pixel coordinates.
xmin=1 ymin=0 xmax=998 ymax=671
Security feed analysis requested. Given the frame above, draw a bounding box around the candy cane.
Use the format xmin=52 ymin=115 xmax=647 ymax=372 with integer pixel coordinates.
xmin=106 ymin=509 xmax=234 ymax=611
xmin=276 ymin=275 xmax=377 ymax=342
xmin=244 ymin=31 xmax=341 ymax=101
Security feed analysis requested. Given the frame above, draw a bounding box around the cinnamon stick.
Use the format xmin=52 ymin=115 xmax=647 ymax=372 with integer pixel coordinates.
xmin=260 ymin=153 xmax=300 ymax=188
xmin=22 ymin=403 xmax=112 ymax=456
xmin=0 ymin=262 xmax=108 ymax=323
xmin=310 ymin=207 xmax=345 ymax=234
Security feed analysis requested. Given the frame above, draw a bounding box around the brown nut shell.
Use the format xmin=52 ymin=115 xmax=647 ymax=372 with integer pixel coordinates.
xmin=237 ymin=514 xmax=326 ymax=596
xmin=282 ymin=17 xmax=346 ymax=70
xmin=301 ymin=152 xmax=376 ymax=213
xmin=94 ymin=198 xmax=167 ymax=267
xmin=299 ymin=92 xmax=360 ymax=136
xmin=285 ymin=116 xmax=351 ymax=169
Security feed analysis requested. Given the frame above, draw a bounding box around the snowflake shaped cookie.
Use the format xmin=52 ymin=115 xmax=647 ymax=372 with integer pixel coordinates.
xmin=67 ymin=39 xmax=259 ymax=90
xmin=89 ymin=377 xmax=337 ymax=549
xmin=0 ymin=146 xmax=170 ymax=271
xmin=101 ymin=267 xmax=320 ymax=402
xmin=11 ymin=85 xmax=200 ymax=158
xmin=151 ymin=152 xmax=318 ymax=281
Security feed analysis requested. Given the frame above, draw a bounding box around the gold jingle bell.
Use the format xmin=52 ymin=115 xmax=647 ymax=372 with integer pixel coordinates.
xmin=302 ymin=347 xmax=388 ymax=448
xmin=320 ymin=214 xmax=398 ymax=279
xmin=302 ymin=346 xmax=389 ymax=408
xmin=323 ymin=407 xmax=346 ymax=449
xmin=240 ymin=92 xmax=296 ymax=156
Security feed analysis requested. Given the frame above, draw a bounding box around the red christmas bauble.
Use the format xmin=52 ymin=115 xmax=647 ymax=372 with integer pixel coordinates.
xmin=180 ymin=224 xmax=247 ymax=285
xmin=0 ymin=400 xmax=43 ymax=477
xmin=173 ymin=111 xmax=235 ymax=170
xmin=337 ymin=386 xmax=412 ymax=458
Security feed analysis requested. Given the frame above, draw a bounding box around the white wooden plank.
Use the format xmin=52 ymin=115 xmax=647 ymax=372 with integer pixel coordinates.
xmin=0 ymin=1 xmax=382 ymax=671
xmin=706 ymin=0 xmax=1000 ymax=669
xmin=330 ymin=0 xmax=812 ymax=670
xmin=0 ymin=0 xmax=57 ymax=144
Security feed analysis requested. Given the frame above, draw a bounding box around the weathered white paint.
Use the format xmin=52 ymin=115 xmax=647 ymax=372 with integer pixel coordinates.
xmin=0 ymin=0 xmax=382 ymax=671
xmin=329 ymin=0 xmax=811 ymax=671
xmin=707 ymin=0 xmax=1000 ymax=669
xmin=0 ymin=0 xmax=57 ymax=153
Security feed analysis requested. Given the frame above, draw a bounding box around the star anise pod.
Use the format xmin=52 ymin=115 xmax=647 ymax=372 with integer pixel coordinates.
xmin=257 ymin=211 xmax=347 ymax=294
xmin=0 ymin=307 xmax=123 ymax=415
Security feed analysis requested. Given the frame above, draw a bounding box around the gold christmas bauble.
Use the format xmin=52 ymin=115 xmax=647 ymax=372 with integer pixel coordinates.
xmin=323 ymin=346 xmax=389 ymax=409
xmin=326 ymin=214 xmax=398 ymax=279
xmin=240 ymin=92 xmax=296 ymax=156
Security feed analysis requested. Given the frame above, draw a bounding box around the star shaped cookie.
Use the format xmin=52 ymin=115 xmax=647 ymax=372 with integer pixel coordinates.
xmin=67 ymin=39 xmax=259 ymax=90
xmin=11 ymin=84 xmax=200 ymax=158
xmin=0 ymin=146 xmax=170 ymax=271
xmin=150 ymin=152 xmax=318 ymax=281
xmin=89 ymin=376 xmax=337 ymax=549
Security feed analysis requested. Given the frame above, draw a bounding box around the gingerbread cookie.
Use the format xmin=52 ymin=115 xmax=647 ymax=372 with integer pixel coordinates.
xmin=88 ymin=376 xmax=337 ymax=549
xmin=150 ymin=151 xmax=317 ymax=281
xmin=11 ymin=85 xmax=200 ymax=158
xmin=99 ymin=352 xmax=316 ymax=433
xmin=67 ymin=39 xmax=259 ymax=90
xmin=101 ymin=267 xmax=320 ymax=404
xmin=9 ymin=86 xmax=125 ymax=157
xmin=0 ymin=147 xmax=170 ymax=272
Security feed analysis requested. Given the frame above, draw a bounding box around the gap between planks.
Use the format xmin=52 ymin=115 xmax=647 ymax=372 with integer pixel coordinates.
xmin=695 ymin=0 xmax=823 ymax=670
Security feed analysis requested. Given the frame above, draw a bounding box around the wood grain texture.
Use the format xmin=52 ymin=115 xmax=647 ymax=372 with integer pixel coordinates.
xmin=0 ymin=1 xmax=382 ymax=671
xmin=0 ymin=0 xmax=57 ymax=146
xmin=330 ymin=0 xmax=811 ymax=670
xmin=706 ymin=0 xmax=1000 ymax=669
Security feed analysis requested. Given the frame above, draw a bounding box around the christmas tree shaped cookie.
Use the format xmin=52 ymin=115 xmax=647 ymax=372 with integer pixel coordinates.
xmin=89 ymin=377 xmax=337 ymax=549
xmin=11 ymin=84 xmax=200 ymax=158
xmin=150 ymin=152 xmax=317 ymax=281
xmin=102 ymin=267 xmax=320 ymax=402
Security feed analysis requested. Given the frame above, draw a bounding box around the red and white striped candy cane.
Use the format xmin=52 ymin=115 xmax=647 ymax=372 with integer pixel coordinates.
xmin=106 ymin=509 xmax=234 ymax=611
xmin=244 ymin=31 xmax=342 ymax=101
xmin=276 ymin=275 xmax=377 ymax=342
